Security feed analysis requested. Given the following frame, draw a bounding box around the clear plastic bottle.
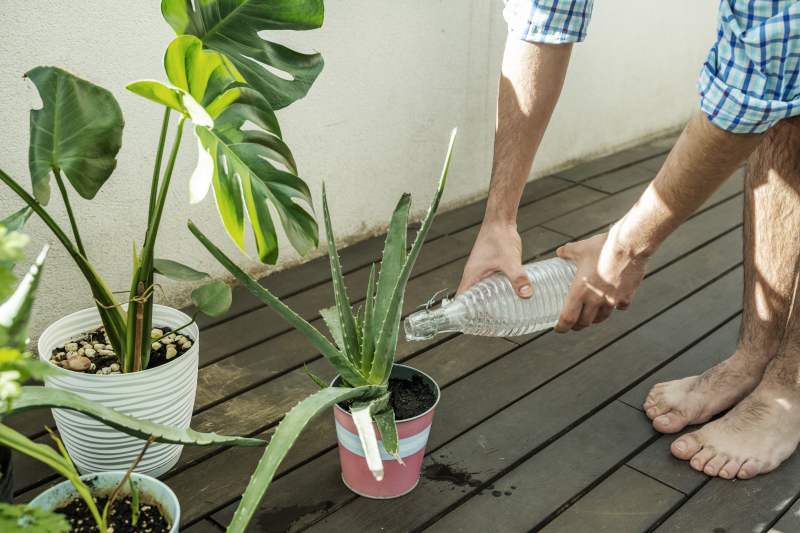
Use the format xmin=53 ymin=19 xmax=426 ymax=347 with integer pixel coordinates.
xmin=404 ymin=257 xmax=577 ymax=340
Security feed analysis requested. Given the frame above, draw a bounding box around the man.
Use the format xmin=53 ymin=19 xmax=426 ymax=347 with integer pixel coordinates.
xmin=459 ymin=0 xmax=800 ymax=480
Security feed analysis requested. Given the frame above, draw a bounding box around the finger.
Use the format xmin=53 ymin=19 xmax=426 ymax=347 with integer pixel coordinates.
xmin=556 ymin=243 xmax=576 ymax=260
xmin=555 ymin=287 xmax=582 ymax=333
xmin=575 ymin=304 xmax=599 ymax=330
xmin=505 ymin=265 xmax=533 ymax=299
xmin=456 ymin=272 xmax=482 ymax=295
xmin=594 ymin=304 xmax=614 ymax=323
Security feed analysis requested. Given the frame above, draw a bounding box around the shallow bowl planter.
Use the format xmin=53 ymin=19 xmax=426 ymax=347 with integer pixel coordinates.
xmin=37 ymin=305 xmax=199 ymax=477
xmin=29 ymin=471 xmax=180 ymax=533
xmin=332 ymin=364 xmax=440 ymax=499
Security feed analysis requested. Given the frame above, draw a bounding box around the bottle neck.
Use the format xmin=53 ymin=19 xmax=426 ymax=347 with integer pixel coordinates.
xmin=404 ymin=300 xmax=465 ymax=340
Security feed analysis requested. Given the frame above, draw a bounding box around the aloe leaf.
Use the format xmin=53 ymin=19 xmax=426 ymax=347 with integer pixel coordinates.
xmin=0 ymin=246 xmax=48 ymax=352
xmin=26 ymin=66 xmax=123 ymax=205
xmin=374 ymin=193 xmax=410 ymax=331
xmin=319 ymin=306 xmax=345 ymax=351
xmin=189 ymin=221 xmax=367 ymax=386
xmin=321 ymin=185 xmax=360 ymax=361
xmin=373 ymin=407 xmax=400 ymax=458
xmin=191 ymin=280 xmax=232 ymax=317
xmin=226 ymin=385 xmax=383 ymax=533
xmin=154 ymin=258 xmax=209 ymax=281
xmin=302 ymin=364 xmax=328 ymax=389
xmin=369 ymin=129 xmax=456 ymax=383
xmin=161 ymin=0 xmax=325 ymax=110
xmin=360 ymin=263 xmax=377 ymax=372
xmin=13 ymin=386 xmax=265 ymax=447
xmin=0 ymin=207 xmax=32 ymax=234
xmin=350 ymin=402 xmax=384 ymax=481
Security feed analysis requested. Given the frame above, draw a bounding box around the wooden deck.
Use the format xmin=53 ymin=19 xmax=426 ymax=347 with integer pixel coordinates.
xmin=14 ymin=135 xmax=800 ymax=532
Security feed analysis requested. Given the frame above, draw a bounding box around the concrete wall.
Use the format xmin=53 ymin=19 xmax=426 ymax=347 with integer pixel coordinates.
xmin=0 ymin=1 xmax=718 ymax=334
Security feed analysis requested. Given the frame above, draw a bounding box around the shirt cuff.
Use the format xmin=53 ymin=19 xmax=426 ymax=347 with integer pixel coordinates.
xmin=503 ymin=0 xmax=594 ymax=44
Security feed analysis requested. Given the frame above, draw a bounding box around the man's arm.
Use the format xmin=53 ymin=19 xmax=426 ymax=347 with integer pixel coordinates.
xmin=554 ymin=111 xmax=764 ymax=331
xmin=457 ymin=37 xmax=573 ymax=297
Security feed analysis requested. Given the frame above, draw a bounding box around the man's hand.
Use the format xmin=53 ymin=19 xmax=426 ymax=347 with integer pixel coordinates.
xmin=457 ymin=222 xmax=532 ymax=298
xmin=554 ymin=229 xmax=648 ymax=332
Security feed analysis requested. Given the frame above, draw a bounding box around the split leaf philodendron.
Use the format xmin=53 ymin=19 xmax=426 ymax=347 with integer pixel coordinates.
xmin=0 ymin=0 xmax=326 ymax=374
xmin=190 ymin=128 xmax=456 ymax=532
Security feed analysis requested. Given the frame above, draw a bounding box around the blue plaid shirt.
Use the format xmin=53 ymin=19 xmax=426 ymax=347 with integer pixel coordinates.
xmin=503 ymin=0 xmax=800 ymax=133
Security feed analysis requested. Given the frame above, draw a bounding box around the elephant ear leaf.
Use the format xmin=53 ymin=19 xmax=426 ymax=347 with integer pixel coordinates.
xmin=26 ymin=66 xmax=124 ymax=205
xmin=161 ymin=0 xmax=325 ymax=110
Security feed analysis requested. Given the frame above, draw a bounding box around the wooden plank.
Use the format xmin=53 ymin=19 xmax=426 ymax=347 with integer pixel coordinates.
xmin=210 ymin=233 xmax=744 ymax=530
xmin=183 ymin=520 xmax=223 ymax=533
xmin=298 ymin=269 xmax=743 ymax=532
xmin=542 ymin=466 xmax=683 ymax=533
xmin=581 ymin=159 xmax=659 ymax=194
xmin=425 ymin=402 xmax=655 ymax=533
xmin=544 ymin=168 xmax=744 ymax=238
xmin=769 ymin=499 xmax=800 ymax=532
xmin=555 ymin=142 xmax=671 ymax=182
xmin=656 ymin=451 xmax=800 ymax=532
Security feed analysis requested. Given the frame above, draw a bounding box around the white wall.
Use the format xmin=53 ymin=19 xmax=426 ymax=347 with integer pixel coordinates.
xmin=0 ymin=1 xmax=718 ymax=334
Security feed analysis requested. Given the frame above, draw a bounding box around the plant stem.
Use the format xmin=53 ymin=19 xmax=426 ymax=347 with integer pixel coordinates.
xmin=133 ymin=281 xmax=145 ymax=372
xmin=102 ymin=436 xmax=155 ymax=527
xmin=0 ymin=168 xmax=128 ymax=351
xmin=53 ymin=168 xmax=86 ymax=258
xmin=147 ymin=108 xmax=171 ymax=225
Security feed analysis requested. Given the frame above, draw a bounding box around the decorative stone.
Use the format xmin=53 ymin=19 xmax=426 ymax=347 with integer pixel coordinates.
xmin=181 ymin=340 xmax=192 ymax=350
xmin=89 ymin=363 xmax=96 ymax=372
xmin=66 ymin=351 xmax=78 ymax=359
xmin=165 ymin=345 xmax=178 ymax=360
xmin=77 ymin=348 xmax=85 ymax=356
xmin=151 ymin=342 xmax=162 ymax=351
xmin=93 ymin=343 xmax=105 ymax=351
xmin=98 ymin=349 xmax=115 ymax=356
xmin=151 ymin=328 xmax=164 ymax=339
xmin=64 ymin=342 xmax=78 ymax=352
xmin=66 ymin=356 xmax=91 ymax=372
xmin=110 ymin=363 xmax=120 ymax=372
xmin=84 ymin=348 xmax=96 ymax=358
xmin=162 ymin=335 xmax=175 ymax=345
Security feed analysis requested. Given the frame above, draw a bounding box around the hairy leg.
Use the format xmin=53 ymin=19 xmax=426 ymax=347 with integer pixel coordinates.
xmin=671 ymin=119 xmax=800 ymax=478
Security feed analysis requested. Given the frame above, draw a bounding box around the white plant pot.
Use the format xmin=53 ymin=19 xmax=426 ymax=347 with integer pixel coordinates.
xmin=29 ymin=471 xmax=180 ymax=533
xmin=37 ymin=305 xmax=199 ymax=478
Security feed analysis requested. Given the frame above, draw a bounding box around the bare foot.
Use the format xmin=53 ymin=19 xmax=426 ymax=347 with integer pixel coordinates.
xmin=669 ymin=380 xmax=800 ymax=479
xmin=643 ymin=350 xmax=768 ymax=433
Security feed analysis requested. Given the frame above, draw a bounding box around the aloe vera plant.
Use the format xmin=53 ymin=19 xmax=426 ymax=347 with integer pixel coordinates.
xmin=0 ymin=0 xmax=324 ymax=373
xmin=190 ymin=129 xmax=456 ymax=532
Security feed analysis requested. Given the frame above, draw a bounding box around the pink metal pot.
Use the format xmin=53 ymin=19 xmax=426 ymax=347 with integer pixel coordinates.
xmin=332 ymin=364 xmax=440 ymax=498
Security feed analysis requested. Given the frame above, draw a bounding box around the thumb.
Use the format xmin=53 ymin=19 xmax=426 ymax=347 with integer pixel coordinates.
xmin=556 ymin=243 xmax=576 ymax=260
xmin=505 ymin=264 xmax=533 ymax=299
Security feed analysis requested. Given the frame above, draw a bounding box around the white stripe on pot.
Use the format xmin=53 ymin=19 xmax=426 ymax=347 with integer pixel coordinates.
xmin=335 ymin=421 xmax=431 ymax=460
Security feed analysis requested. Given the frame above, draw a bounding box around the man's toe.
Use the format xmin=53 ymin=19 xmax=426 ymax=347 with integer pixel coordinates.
xmin=671 ymin=433 xmax=702 ymax=460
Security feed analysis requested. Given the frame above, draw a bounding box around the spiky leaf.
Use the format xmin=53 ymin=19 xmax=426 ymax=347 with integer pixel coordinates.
xmin=373 ymin=407 xmax=400 ymax=457
xmin=319 ymin=306 xmax=345 ymax=351
xmin=26 ymin=66 xmax=123 ymax=204
xmin=369 ymin=129 xmax=456 ymax=383
xmin=189 ymin=221 xmax=366 ymax=386
xmin=360 ymin=263 xmax=377 ymax=371
xmin=161 ymin=0 xmax=325 ymax=110
xmin=227 ymin=385 xmax=383 ymax=533
xmin=0 ymin=246 xmax=48 ymax=352
xmin=12 ymin=386 xmax=265 ymax=447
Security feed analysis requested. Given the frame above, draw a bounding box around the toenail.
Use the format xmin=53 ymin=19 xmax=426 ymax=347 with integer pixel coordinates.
xmin=704 ymin=466 xmax=715 ymax=474
xmin=656 ymin=416 xmax=670 ymax=427
xmin=675 ymin=441 xmax=687 ymax=452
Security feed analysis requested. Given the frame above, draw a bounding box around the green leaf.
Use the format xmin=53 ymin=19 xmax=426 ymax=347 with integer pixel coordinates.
xmin=369 ymin=129 xmax=456 ymax=383
xmin=226 ymin=385 xmax=384 ymax=533
xmin=26 ymin=66 xmax=123 ymax=204
xmin=0 ymin=503 xmax=70 ymax=533
xmin=154 ymin=258 xmax=209 ymax=281
xmin=373 ymin=407 xmax=400 ymax=458
xmin=0 ymin=207 xmax=32 ymax=234
xmin=189 ymin=220 xmax=366 ymax=386
xmin=360 ymin=263 xmax=377 ymax=371
xmin=321 ymin=185 xmax=360 ymax=362
xmin=129 ymin=478 xmax=140 ymax=527
xmin=319 ymin=306 xmax=345 ymax=351
xmin=0 ymin=246 xmax=48 ymax=352
xmin=302 ymin=364 xmax=328 ymax=389
xmin=12 ymin=386 xmax=266 ymax=447
xmin=161 ymin=0 xmax=325 ymax=110
xmin=191 ymin=280 xmax=232 ymax=317
xmin=126 ymin=80 xmax=185 ymax=115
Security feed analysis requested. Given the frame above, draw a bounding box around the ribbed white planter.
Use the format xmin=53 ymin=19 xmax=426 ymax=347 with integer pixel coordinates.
xmin=37 ymin=305 xmax=199 ymax=478
xmin=29 ymin=471 xmax=180 ymax=533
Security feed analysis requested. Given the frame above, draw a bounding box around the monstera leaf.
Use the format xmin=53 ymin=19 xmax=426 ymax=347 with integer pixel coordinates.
xmin=161 ymin=0 xmax=324 ymax=110
xmin=26 ymin=67 xmax=124 ymax=205
xmin=128 ymin=35 xmax=318 ymax=264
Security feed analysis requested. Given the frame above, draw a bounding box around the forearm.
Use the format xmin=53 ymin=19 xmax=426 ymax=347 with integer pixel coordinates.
xmin=613 ymin=112 xmax=764 ymax=258
xmin=485 ymin=37 xmax=573 ymax=225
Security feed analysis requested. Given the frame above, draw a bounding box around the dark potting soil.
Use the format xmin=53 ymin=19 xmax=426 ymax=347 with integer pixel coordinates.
xmin=389 ymin=374 xmax=436 ymax=420
xmin=48 ymin=325 xmax=192 ymax=375
xmin=339 ymin=374 xmax=436 ymax=420
xmin=56 ymin=494 xmax=170 ymax=533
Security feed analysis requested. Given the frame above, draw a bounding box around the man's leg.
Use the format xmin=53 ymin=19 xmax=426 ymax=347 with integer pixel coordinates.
xmin=670 ymin=118 xmax=800 ymax=478
xmin=642 ymin=122 xmax=798 ymax=433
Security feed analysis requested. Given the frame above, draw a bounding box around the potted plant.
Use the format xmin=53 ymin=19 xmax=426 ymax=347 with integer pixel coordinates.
xmin=0 ymin=0 xmax=325 ymax=475
xmin=189 ymin=129 xmax=455 ymax=529
xmin=0 ymin=214 xmax=264 ymax=532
